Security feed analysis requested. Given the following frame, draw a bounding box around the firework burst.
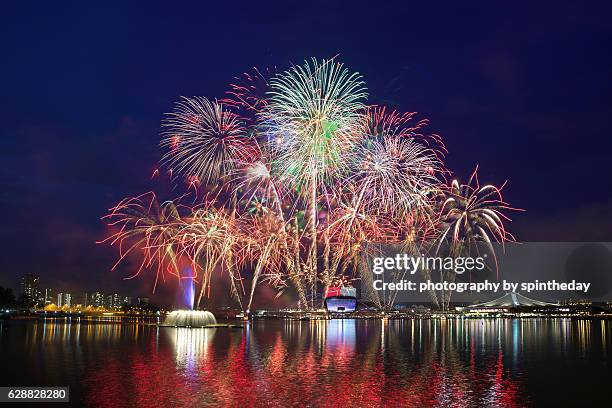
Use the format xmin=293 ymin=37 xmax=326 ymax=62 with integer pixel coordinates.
xmin=351 ymin=134 xmax=441 ymax=216
xmin=263 ymin=57 xmax=368 ymax=191
xmin=161 ymin=97 xmax=258 ymax=184
xmin=101 ymin=57 xmax=521 ymax=312
xmin=438 ymin=166 xmax=521 ymax=250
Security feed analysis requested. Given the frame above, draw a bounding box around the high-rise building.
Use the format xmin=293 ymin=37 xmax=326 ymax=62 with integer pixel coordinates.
xmin=111 ymin=293 xmax=122 ymax=308
xmin=81 ymin=291 xmax=132 ymax=308
xmin=44 ymin=288 xmax=56 ymax=305
xmin=56 ymin=293 xmax=72 ymax=308
xmin=36 ymin=291 xmax=46 ymax=306
xmin=20 ymin=273 xmax=40 ymax=303
xmin=90 ymin=292 xmax=104 ymax=307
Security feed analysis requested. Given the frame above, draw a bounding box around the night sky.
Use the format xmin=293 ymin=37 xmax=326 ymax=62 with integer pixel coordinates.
xmin=1 ymin=2 xmax=611 ymax=301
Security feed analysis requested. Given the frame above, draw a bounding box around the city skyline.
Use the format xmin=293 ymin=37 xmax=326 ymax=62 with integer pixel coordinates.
xmin=4 ymin=272 xmax=153 ymax=309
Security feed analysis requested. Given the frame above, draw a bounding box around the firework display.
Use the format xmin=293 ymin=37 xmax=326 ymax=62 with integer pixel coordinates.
xmin=102 ymin=57 xmax=520 ymax=311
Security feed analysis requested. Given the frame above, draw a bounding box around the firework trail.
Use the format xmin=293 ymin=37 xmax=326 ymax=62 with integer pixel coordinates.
xmin=100 ymin=192 xmax=184 ymax=292
xmin=221 ymin=67 xmax=277 ymax=124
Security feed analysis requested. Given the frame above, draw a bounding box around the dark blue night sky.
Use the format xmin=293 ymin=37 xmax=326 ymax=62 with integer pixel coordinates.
xmin=1 ymin=1 xmax=611 ymax=298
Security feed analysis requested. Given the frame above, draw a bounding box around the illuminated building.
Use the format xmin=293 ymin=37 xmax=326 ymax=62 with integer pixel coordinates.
xmin=457 ymin=292 xmax=559 ymax=316
xmin=20 ymin=273 xmax=40 ymax=303
xmin=56 ymin=292 xmax=72 ymax=307
xmin=43 ymin=288 xmax=56 ymax=305
xmin=324 ymin=286 xmax=357 ymax=313
xmin=112 ymin=293 xmax=122 ymax=308
xmin=90 ymin=292 xmax=105 ymax=307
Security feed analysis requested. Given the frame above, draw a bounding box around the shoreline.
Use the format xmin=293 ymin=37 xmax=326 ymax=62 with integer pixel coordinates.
xmin=3 ymin=312 xmax=612 ymax=322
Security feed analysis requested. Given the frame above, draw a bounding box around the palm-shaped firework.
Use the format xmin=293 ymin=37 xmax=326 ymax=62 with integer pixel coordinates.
xmin=439 ymin=166 xmax=519 ymax=251
xmin=435 ymin=166 xmax=523 ymax=308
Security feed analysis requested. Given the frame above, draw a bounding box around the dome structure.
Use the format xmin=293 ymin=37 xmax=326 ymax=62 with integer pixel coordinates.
xmin=162 ymin=310 xmax=217 ymax=328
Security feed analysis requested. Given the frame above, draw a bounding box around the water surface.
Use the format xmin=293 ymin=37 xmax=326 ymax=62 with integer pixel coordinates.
xmin=1 ymin=318 xmax=610 ymax=407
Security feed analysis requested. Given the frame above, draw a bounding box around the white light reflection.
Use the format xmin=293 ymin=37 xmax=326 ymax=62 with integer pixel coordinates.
xmin=166 ymin=327 xmax=216 ymax=374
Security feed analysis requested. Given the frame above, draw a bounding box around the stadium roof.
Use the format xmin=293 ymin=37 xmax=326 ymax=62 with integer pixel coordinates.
xmin=467 ymin=292 xmax=558 ymax=308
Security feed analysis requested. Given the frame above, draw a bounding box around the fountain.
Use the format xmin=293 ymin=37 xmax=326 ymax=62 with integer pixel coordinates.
xmin=159 ymin=278 xmax=243 ymax=328
xmin=157 ymin=274 xmax=219 ymax=328
xmin=161 ymin=310 xmax=217 ymax=328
